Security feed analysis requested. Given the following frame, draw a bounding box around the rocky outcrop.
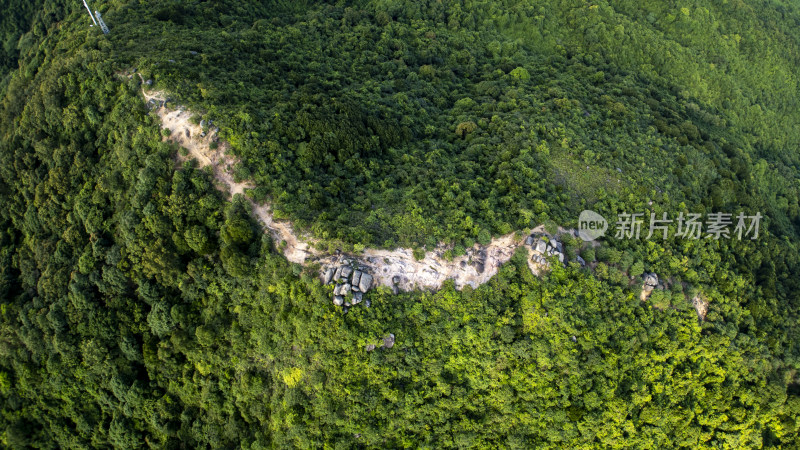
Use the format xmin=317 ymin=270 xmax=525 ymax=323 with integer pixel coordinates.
xmin=692 ymin=295 xmax=708 ymax=321
xmin=640 ymin=272 xmax=660 ymax=300
xmin=527 ymin=235 xmax=566 ymax=271
xmin=366 ymin=333 xmax=396 ymax=352
xmin=323 ymin=267 xmax=335 ymax=284
xmin=341 ymin=266 xmax=353 ymax=279
xmin=643 ymin=273 xmax=659 ymax=292
xmin=359 ymin=273 xmax=373 ymax=293
xmin=322 ymin=260 xmax=374 ymax=309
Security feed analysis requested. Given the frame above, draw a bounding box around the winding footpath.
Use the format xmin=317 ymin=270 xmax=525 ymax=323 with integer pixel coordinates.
xmin=140 ymin=82 xmax=555 ymax=291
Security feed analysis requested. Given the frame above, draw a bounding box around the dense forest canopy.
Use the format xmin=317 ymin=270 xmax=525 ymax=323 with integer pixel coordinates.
xmin=104 ymin=0 xmax=800 ymax=249
xmin=1 ymin=0 xmax=799 ymax=447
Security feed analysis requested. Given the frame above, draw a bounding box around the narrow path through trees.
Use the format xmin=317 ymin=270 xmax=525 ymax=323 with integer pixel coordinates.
xmin=140 ymin=83 xmax=552 ymax=291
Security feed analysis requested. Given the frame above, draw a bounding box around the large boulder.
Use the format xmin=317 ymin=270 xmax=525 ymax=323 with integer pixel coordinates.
xmin=333 ymin=295 xmax=344 ymax=306
xmin=535 ymin=240 xmax=547 ymax=254
xmin=334 ymin=283 xmax=351 ymax=296
xmin=352 ymin=292 xmax=363 ymax=305
xmin=333 ymin=266 xmax=343 ymax=282
xmin=341 ymin=266 xmax=353 ymax=279
xmin=359 ymin=273 xmax=373 ymax=293
xmin=351 ymin=270 xmax=362 ymax=287
xmin=323 ymin=267 xmax=335 ymax=284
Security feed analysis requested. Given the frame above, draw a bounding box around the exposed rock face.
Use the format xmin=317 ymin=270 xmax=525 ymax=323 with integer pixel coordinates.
xmin=643 ymin=273 xmax=659 ymax=292
xmin=323 ymin=267 xmax=335 ymax=284
xmin=359 ymin=273 xmax=373 ymax=293
xmin=692 ymin=295 xmax=709 ymax=321
xmin=333 ymin=283 xmax=350 ymax=296
xmin=314 ymin=233 xmax=521 ymax=292
xmin=640 ymin=272 xmax=660 ymax=301
xmin=341 ymin=266 xmax=353 ymax=279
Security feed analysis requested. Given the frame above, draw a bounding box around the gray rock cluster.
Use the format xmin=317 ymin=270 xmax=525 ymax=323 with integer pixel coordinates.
xmin=528 ymin=235 xmax=565 ymax=269
xmin=146 ymin=97 xmax=173 ymax=110
xmin=366 ymin=333 xmax=395 ymax=352
xmin=322 ymin=262 xmax=373 ymax=309
xmin=642 ymin=273 xmax=659 ymax=293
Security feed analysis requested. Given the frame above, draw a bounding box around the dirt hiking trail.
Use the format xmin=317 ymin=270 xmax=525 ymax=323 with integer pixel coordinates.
xmin=139 ymin=83 xmax=550 ymax=291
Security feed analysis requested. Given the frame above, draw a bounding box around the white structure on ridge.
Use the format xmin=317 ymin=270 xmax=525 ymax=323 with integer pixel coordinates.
xmin=81 ymin=0 xmax=109 ymax=34
xmin=82 ymin=0 xmax=98 ymax=26
xmin=94 ymin=10 xmax=110 ymax=34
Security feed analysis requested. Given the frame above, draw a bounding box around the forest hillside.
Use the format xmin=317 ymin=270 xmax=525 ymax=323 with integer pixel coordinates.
xmin=1 ymin=0 xmax=799 ymax=447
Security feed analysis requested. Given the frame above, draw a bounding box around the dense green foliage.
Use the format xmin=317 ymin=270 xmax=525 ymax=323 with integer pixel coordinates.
xmin=1 ymin=0 xmax=799 ymax=448
xmin=108 ymin=0 xmax=800 ymax=250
